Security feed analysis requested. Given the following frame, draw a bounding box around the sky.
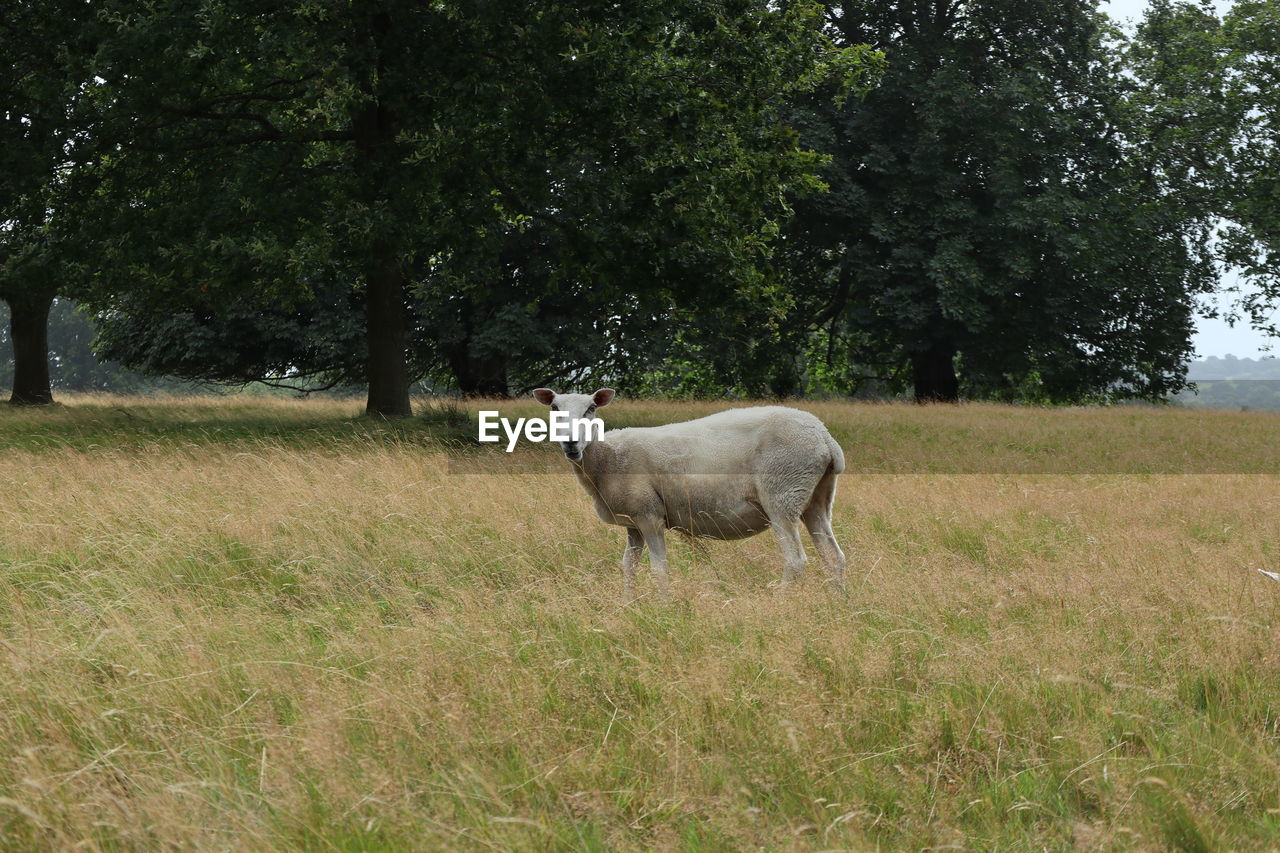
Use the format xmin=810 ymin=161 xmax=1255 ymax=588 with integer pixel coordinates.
xmin=1098 ymin=0 xmax=1274 ymax=358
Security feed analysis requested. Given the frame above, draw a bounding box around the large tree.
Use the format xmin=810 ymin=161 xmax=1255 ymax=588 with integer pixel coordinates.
xmin=780 ymin=0 xmax=1218 ymax=403
xmin=77 ymin=0 xmax=873 ymax=414
xmin=1182 ymin=0 xmax=1280 ymax=333
xmin=1221 ymin=0 xmax=1280 ymax=316
xmin=0 ymin=0 xmax=97 ymax=404
xmin=1124 ymin=1 xmax=1280 ymax=346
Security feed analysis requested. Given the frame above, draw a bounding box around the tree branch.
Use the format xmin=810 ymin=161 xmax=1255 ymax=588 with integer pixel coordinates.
xmin=482 ymin=166 xmax=581 ymax=240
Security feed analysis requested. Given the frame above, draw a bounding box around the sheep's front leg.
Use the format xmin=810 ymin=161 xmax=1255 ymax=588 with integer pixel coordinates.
xmin=622 ymin=527 xmax=644 ymax=603
xmin=638 ymin=521 xmax=672 ymax=601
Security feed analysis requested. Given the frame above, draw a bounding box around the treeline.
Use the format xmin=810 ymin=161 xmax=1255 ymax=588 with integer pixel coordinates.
xmin=1178 ymin=356 xmax=1280 ymax=410
xmin=1188 ymin=355 xmax=1280 ymax=381
xmin=1178 ymin=381 xmax=1280 ymax=411
xmin=2 ymin=1 xmax=1277 ymax=414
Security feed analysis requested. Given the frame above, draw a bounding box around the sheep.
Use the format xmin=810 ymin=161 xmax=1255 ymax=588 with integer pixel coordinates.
xmin=531 ymin=388 xmax=847 ymax=600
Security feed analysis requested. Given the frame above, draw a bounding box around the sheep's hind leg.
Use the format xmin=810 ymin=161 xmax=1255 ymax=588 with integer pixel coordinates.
xmin=768 ymin=517 xmax=808 ymax=588
xmin=802 ymin=503 xmax=846 ymax=591
xmin=638 ymin=521 xmax=672 ymax=601
xmin=622 ymin=527 xmax=644 ymax=603
xmin=802 ymin=466 xmax=846 ymax=591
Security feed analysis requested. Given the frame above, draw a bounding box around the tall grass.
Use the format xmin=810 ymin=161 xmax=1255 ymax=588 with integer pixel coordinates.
xmin=0 ymin=395 xmax=1277 ymax=849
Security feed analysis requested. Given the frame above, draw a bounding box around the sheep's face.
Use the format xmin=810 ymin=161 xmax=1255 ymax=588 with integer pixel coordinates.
xmin=531 ymin=387 xmax=614 ymax=462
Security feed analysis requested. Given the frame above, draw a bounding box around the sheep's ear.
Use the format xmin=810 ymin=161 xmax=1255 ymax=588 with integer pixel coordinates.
xmin=532 ymin=388 xmax=556 ymax=405
xmin=593 ymin=388 xmax=616 ymax=408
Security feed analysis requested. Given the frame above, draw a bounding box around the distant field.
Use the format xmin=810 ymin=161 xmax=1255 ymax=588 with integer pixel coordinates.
xmin=1 ymin=395 xmax=1278 ymax=850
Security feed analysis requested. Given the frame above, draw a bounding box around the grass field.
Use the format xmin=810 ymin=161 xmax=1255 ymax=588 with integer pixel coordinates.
xmin=1 ymin=395 xmax=1278 ymax=850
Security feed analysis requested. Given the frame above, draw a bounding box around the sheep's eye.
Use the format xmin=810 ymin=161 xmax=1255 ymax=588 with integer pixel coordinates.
xmin=586 ymin=405 xmax=596 ymax=415
xmin=550 ymin=404 xmax=558 ymax=411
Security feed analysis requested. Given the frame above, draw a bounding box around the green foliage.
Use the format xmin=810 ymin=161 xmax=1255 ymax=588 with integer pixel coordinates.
xmin=7 ymin=0 xmax=1270 ymax=404
xmin=0 ymin=299 xmax=187 ymax=393
xmin=91 ymin=284 xmax=369 ymax=390
xmin=71 ymin=0 xmax=877 ymax=403
xmin=1217 ymin=1 xmax=1280 ymax=328
xmin=1129 ymin=1 xmax=1280 ymax=340
xmin=0 ymin=0 xmax=89 ymax=305
xmin=0 ymin=0 xmax=101 ymax=401
xmin=777 ymin=0 xmax=1217 ymax=402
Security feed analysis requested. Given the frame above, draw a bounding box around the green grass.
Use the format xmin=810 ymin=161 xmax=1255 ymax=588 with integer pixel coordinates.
xmin=0 ymin=395 xmax=1278 ymax=849
xmin=0 ymin=395 xmax=475 ymax=452
xmin=5 ymin=394 xmax=1280 ymax=473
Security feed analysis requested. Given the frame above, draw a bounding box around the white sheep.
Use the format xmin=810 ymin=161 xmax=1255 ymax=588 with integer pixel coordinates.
xmin=532 ymin=388 xmax=847 ymax=600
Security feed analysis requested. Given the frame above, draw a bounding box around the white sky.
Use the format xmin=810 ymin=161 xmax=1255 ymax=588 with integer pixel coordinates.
xmin=1099 ymin=0 xmax=1273 ymax=357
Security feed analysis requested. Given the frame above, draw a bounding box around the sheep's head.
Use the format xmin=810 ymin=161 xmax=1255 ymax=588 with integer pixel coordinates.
xmin=531 ymin=387 xmax=614 ymax=462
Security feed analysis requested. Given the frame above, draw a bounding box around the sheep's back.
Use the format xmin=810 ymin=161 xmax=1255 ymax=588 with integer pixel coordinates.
xmin=602 ymin=407 xmax=838 ymax=477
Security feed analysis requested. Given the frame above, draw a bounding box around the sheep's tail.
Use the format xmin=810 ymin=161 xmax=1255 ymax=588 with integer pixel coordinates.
xmin=823 ymin=428 xmax=846 ymax=475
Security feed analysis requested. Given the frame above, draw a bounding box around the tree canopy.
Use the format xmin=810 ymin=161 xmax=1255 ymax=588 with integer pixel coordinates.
xmin=775 ymin=0 xmax=1219 ymax=403
xmin=0 ymin=0 xmax=99 ymax=403
xmin=72 ymin=0 xmax=875 ymax=412
xmin=4 ymin=0 xmax=1277 ymax=406
xmin=1125 ymin=0 xmax=1280 ymax=344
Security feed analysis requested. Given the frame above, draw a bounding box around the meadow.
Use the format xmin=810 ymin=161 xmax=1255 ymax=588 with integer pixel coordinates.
xmin=0 ymin=395 xmax=1278 ymax=851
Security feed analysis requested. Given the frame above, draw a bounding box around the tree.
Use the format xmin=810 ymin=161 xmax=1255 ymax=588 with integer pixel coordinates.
xmin=0 ymin=0 xmax=97 ymax=404
xmin=77 ymin=0 xmax=874 ymax=414
xmin=780 ymin=0 xmax=1217 ymax=403
xmin=1125 ymin=1 xmax=1280 ymax=350
xmin=420 ymin=220 xmax=613 ymax=397
xmin=1204 ymin=1 xmax=1280 ymax=332
xmin=0 ymin=298 xmax=184 ymax=392
xmin=0 ymin=287 xmax=55 ymax=405
xmin=90 ymin=284 xmax=370 ymax=392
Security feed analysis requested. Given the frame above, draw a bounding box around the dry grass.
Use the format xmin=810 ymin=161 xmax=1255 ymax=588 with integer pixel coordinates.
xmin=0 ymin=395 xmax=1278 ymax=850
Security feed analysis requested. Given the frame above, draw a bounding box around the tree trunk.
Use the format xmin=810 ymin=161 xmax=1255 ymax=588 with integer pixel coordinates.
xmin=364 ymin=243 xmax=413 ymax=418
xmin=768 ymin=357 xmax=802 ymax=399
xmin=447 ymin=347 xmax=509 ymax=397
xmin=353 ymin=29 xmax=412 ymax=420
xmin=7 ymin=291 xmax=55 ymax=406
xmin=912 ymin=341 xmax=959 ymax=403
